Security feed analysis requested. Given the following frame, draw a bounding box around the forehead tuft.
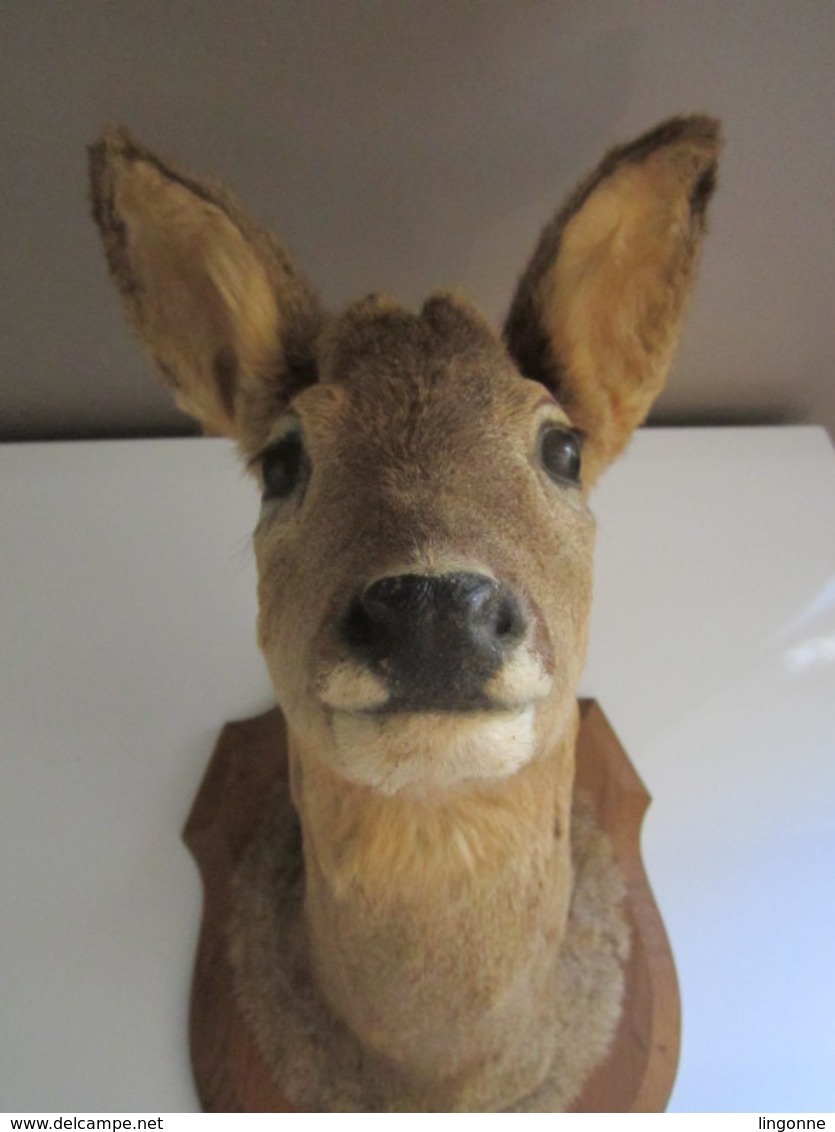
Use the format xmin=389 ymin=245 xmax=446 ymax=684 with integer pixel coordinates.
xmin=318 ymin=292 xmax=510 ymax=393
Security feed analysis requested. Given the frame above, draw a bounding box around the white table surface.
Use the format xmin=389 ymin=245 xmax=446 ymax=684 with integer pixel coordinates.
xmin=2 ymin=426 xmax=833 ymax=1114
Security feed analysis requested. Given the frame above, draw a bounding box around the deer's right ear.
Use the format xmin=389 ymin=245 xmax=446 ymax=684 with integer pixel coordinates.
xmin=88 ymin=128 xmax=322 ymax=444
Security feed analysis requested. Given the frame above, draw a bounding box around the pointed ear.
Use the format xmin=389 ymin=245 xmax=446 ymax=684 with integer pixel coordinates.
xmin=88 ymin=128 xmax=322 ymax=447
xmin=504 ymin=115 xmax=721 ymax=485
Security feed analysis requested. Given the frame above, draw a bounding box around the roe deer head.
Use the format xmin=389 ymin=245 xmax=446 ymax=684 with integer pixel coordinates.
xmin=89 ymin=116 xmax=719 ymax=1111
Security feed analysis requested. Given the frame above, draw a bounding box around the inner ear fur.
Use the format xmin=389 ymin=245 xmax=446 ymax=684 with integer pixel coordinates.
xmin=88 ymin=128 xmax=322 ymax=445
xmin=504 ymin=115 xmax=721 ymax=486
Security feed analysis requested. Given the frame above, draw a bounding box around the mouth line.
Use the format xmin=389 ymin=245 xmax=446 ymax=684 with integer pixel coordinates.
xmin=315 ymin=658 xmax=554 ymax=718
xmin=327 ymin=697 xmax=535 ymax=720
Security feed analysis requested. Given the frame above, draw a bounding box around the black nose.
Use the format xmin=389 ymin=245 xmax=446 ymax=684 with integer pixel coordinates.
xmin=342 ymin=572 xmax=526 ymax=711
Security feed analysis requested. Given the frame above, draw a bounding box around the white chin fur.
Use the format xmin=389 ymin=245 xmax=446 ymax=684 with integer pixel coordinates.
xmin=325 ymin=706 xmax=538 ymax=795
xmin=317 ymin=662 xmax=389 ymax=712
xmin=485 ymin=647 xmax=551 ymax=703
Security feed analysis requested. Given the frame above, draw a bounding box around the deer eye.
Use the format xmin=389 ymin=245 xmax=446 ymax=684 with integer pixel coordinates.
xmin=539 ymin=426 xmax=582 ymax=486
xmin=261 ymin=431 xmax=308 ymax=502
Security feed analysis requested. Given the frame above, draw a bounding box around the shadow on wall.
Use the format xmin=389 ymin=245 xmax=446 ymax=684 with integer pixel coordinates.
xmin=647 ymin=408 xmax=800 ymax=429
xmin=0 ymin=422 xmax=202 ymax=444
xmin=2 ymin=411 xmax=804 ymax=446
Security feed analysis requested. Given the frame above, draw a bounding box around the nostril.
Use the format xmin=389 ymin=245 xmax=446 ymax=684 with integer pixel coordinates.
xmin=495 ymin=602 xmax=516 ymax=639
xmin=342 ymin=595 xmax=383 ymax=653
xmin=484 ymin=588 xmax=527 ymax=646
xmin=496 ymin=607 xmax=513 ymax=637
xmin=342 ymin=577 xmax=419 ymax=653
xmin=359 ymin=580 xmax=403 ymax=629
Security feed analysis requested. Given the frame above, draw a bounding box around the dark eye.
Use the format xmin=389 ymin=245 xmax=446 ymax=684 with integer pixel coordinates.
xmin=261 ymin=431 xmax=308 ymax=502
xmin=539 ymin=426 xmax=582 ymax=485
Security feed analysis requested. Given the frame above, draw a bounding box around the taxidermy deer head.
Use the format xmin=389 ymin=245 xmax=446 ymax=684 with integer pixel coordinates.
xmin=89 ymin=116 xmax=719 ymax=1111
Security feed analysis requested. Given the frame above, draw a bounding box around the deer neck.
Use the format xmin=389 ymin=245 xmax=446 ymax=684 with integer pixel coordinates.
xmin=291 ymin=731 xmax=574 ymax=894
xmin=286 ymin=709 xmax=578 ymax=1095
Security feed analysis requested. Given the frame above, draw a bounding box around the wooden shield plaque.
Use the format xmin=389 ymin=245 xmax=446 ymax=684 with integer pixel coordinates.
xmin=183 ymin=699 xmax=680 ymax=1112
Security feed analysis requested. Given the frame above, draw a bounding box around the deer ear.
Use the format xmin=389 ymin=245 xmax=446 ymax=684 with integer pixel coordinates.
xmin=88 ymin=128 xmax=322 ymax=445
xmin=504 ymin=115 xmax=720 ymax=485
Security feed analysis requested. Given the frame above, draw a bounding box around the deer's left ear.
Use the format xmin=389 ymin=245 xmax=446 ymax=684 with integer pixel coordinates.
xmin=504 ymin=115 xmax=721 ymax=486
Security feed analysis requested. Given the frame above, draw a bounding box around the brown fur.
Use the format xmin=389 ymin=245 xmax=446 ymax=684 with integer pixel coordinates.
xmin=88 ymin=128 xmax=322 ymax=441
xmin=229 ymin=785 xmax=627 ymax=1112
xmin=504 ymin=115 xmax=720 ymax=483
xmin=88 ymin=116 xmax=719 ymax=1111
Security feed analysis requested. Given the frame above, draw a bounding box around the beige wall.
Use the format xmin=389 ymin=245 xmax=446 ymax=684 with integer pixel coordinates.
xmin=3 ymin=0 xmax=833 ymax=440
